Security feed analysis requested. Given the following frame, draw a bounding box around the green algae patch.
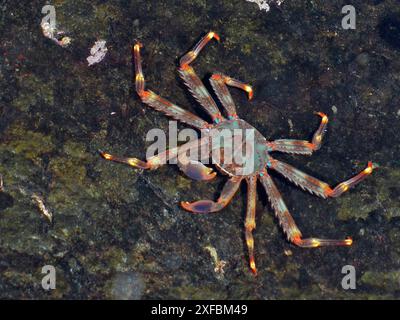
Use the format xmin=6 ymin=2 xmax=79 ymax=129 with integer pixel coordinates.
xmin=360 ymin=271 xmax=400 ymax=292
xmin=46 ymin=139 xmax=140 ymax=216
xmin=102 ymin=246 xmax=129 ymax=272
xmin=12 ymin=74 xmax=54 ymax=112
xmin=176 ymin=175 xmax=192 ymax=191
xmin=1 ymin=122 xmax=55 ymax=161
xmin=45 ymin=141 xmax=102 ymax=216
xmin=336 ymin=167 xmax=400 ymax=221
xmin=336 ymin=195 xmax=377 ymax=221
xmin=79 ymin=246 xmax=129 ymax=276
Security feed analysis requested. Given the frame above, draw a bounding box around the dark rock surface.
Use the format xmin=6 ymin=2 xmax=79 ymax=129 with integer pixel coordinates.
xmin=0 ymin=0 xmax=399 ymax=299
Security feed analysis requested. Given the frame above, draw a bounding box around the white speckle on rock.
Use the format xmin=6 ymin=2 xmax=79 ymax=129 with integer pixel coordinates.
xmin=246 ymin=0 xmax=284 ymax=12
xmin=331 ymin=105 xmax=338 ymax=114
xmin=288 ymin=119 xmax=294 ymax=132
xmin=87 ymin=40 xmax=108 ymax=66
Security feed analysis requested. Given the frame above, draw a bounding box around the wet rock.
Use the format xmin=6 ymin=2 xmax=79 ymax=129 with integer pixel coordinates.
xmin=161 ymin=253 xmax=183 ymax=271
xmin=0 ymin=193 xmax=14 ymax=211
xmin=379 ymin=14 xmax=400 ymax=50
xmin=0 ymin=0 xmax=399 ymax=300
xmin=108 ymin=272 xmax=145 ymax=300
xmin=360 ymin=271 xmax=400 ymax=292
xmin=356 ymin=52 xmax=370 ymax=67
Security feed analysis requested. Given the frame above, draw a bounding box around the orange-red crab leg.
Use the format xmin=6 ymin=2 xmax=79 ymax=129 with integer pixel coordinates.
xmin=100 ymin=137 xmax=216 ymax=181
xmin=268 ymin=158 xmax=375 ymax=198
xmin=245 ymin=176 xmax=258 ymax=274
xmin=181 ymin=176 xmax=242 ymax=213
xmin=179 ymin=32 xmax=223 ymax=123
xmin=133 ymin=42 xmax=209 ymax=129
xmin=327 ymin=161 xmax=375 ymax=197
xmin=259 ymin=172 xmax=352 ymax=248
xmin=266 ymin=112 xmax=328 ymax=155
xmin=209 ymin=74 xmax=253 ymax=119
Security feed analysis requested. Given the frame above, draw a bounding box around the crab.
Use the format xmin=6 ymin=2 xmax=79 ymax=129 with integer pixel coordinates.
xmin=100 ymin=32 xmax=374 ymax=274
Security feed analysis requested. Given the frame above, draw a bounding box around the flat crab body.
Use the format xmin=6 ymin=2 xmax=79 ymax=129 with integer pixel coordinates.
xmin=210 ymin=119 xmax=269 ymax=176
xmin=101 ymin=32 xmax=374 ymax=274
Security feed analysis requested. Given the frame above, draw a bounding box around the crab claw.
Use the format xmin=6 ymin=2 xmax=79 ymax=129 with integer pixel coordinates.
xmin=178 ymin=160 xmax=217 ymax=181
xmin=181 ymin=200 xmax=222 ymax=213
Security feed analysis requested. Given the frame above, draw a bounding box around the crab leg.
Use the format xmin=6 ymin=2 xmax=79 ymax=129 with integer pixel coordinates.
xmin=266 ymin=140 xmax=315 ymax=155
xmin=181 ymin=176 xmax=242 ymax=213
xmin=179 ymin=32 xmax=223 ymax=123
xmin=266 ymin=112 xmax=329 ymax=155
xmin=268 ymin=158 xmax=375 ymax=198
xmin=245 ymin=176 xmax=258 ymax=274
xmin=100 ymin=137 xmax=216 ymax=181
xmin=209 ymin=74 xmax=253 ymax=119
xmin=259 ymin=172 xmax=352 ymax=248
xmin=133 ymin=42 xmax=209 ymax=129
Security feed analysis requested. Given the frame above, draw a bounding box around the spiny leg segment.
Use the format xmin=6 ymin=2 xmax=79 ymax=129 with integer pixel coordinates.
xmin=179 ymin=32 xmax=223 ymax=123
xmin=267 ymin=112 xmax=328 ymax=155
xmin=209 ymin=74 xmax=253 ymax=119
xmin=245 ymin=176 xmax=257 ymax=274
xmin=100 ymin=137 xmax=216 ymax=181
xmin=133 ymin=42 xmax=209 ymax=129
xmin=259 ymin=172 xmax=352 ymax=248
xmin=181 ymin=176 xmax=242 ymax=213
xmin=268 ymin=158 xmax=375 ymax=198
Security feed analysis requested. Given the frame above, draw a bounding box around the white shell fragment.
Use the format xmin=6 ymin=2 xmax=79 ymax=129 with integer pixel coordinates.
xmin=41 ymin=21 xmax=71 ymax=47
xmin=204 ymin=245 xmax=227 ymax=279
xmin=32 ymin=194 xmax=53 ymax=223
xmin=246 ymin=0 xmax=284 ymax=12
xmin=87 ymin=40 xmax=108 ymax=66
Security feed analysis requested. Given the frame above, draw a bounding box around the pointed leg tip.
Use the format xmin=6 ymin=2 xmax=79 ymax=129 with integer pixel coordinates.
xmin=99 ymin=150 xmax=112 ymax=160
xmin=244 ymin=85 xmax=253 ymax=100
xmin=314 ymin=111 xmax=328 ymax=123
xmin=133 ymin=41 xmax=143 ymax=50
xmin=208 ymin=31 xmax=220 ymax=42
xmin=250 ymin=261 xmax=257 ymax=275
xmin=211 ymin=73 xmax=222 ymax=80
xmin=345 ymin=237 xmax=353 ymax=246
xmin=368 ymin=161 xmax=378 ymax=170
xmin=364 ymin=161 xmax=375 ymax=174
